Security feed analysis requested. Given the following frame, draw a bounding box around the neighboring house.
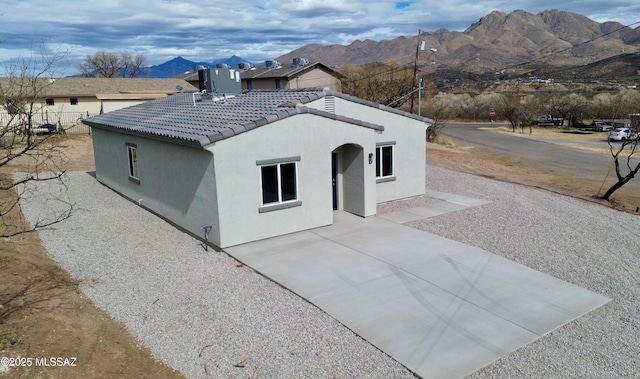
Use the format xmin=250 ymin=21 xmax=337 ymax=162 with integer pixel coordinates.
xmin=0 ymin=77 xmax=197 ymax=117
xmin=83 ymin=87 xmax=430 ymax=248
xmin=177 ymin=59 xmax=343 ymax=92
xmin=241 ymin=59 xmax=343 ymax=92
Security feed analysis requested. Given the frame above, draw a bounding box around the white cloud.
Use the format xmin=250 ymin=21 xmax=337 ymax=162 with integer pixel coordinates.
xmin=1 ymin=0 xmax=639 ymax=75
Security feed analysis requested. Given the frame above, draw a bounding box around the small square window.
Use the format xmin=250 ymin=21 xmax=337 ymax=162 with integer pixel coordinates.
xmin=260 ymin=162 xmax=297 ymax=205
xmin=70 ymin=98 xmax=78 ymax=105
xmin=45 ymin=98 xmax=54 ymax=106
xmin=376 ymin=145 xmax=394 ymax=178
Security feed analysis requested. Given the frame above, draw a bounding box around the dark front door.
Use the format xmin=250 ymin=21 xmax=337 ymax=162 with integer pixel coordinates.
xmin=332 ymin=152 xmax=338 ymax=210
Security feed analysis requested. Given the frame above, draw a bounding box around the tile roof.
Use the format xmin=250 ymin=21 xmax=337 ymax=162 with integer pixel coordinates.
xmin=83 ymin=88 xmax=431 ymax=148
xmin=0 ymin=77 xmax=197 ymax=97
xmin=240 ymin=62 xmax=344 ymax=80
xmin=175 ymin=62 xmax=343 ymax=82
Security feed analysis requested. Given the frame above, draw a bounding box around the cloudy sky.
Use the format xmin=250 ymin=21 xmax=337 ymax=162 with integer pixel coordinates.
xmin=2 ymin=0 xmax=640 ymax=75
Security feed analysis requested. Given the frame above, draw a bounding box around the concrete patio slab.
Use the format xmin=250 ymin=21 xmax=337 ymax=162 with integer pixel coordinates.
xmin=378 ymin=191 xmax=491 ymax=224
xmin=426 ymin=190 xmax=493 ymax=207
xmin=225 ymin=209 xmax=610 ymax=379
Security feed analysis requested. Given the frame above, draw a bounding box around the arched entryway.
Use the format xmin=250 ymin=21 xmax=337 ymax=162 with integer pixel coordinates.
xmin=331 ymin=144 xmax=366 ymax=216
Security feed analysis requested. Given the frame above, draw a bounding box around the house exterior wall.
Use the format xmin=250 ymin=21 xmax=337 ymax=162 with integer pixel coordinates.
xmin=42 ymin=96 xmax=152 ymax=116
xmin=306 ymin=97 xmax=427 ymax=203
xmin=243 ymin=78 xmax=277 ymax=91
xmin=91 ymin=128 xmax=221 ymax=244
xmin=286 ymin=70 xmax=342 ymax=91
xmin=242 ymin=68 xmax=341 ymax=92
xmin=207 ymin=113 xmax=378 ymax=247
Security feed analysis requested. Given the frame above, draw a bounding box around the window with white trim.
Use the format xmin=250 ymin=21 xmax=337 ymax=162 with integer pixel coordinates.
xmin=126 ymin=143 xmax=139 ymax=182
xmin=261 ymin=161 xmax=297 ymax=205
xmin=376 ymin=144 xmax=394 ymax=178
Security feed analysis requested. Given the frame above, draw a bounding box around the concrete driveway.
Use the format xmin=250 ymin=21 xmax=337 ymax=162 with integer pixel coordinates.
xmin=226 ymin=193 xmax=610 ymax=379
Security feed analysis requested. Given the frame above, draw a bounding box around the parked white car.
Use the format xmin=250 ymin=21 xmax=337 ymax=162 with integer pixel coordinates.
xmin=608 ymin=127 xmax=638 ymax=142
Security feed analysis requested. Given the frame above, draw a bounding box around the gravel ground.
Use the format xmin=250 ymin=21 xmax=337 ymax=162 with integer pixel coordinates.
xmin=19 ymin=166 xmax=640 ymax=378
xmin=416 ymin=166 xmax=640 ymax=379
xmin=18 ymin=172 xmax=415 ymax=379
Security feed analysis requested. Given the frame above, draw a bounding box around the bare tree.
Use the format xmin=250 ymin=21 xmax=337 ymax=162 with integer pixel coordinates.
xmin=601 ymin=135 xmax=640 ymax=200
xmin=341 ymin=63 xmax=414 ymax=107
xmin=119 ymin=51 xmax=147 ymax=78
xmin=0 ymin=47 xmax=73 ymax=236
xmin=494 ymin=94 xmax=520 ymax=132
xmin=538 ymin=93 xmax=586 ymax=126
xmin=78 ymin=51 xmax=147 ymax=78
xmin=517 ymin=98 xmax=540 ymax=134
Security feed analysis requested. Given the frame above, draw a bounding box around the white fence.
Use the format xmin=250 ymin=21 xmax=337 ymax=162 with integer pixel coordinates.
xmin=1 ymin=110 xmax=92 ymax=135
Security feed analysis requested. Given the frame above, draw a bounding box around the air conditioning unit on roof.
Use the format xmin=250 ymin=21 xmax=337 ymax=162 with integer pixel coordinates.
xmin=198 ymin=67 xmax=242 ymax=96
xmin=292 ymin=58 xmax=309 ymax=67
xmin=265 ymin=60 xmax=281 ymax=69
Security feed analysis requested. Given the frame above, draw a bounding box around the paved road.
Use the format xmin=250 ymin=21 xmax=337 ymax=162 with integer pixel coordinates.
xmin=441 ymin=122 xmax=640 ymax=192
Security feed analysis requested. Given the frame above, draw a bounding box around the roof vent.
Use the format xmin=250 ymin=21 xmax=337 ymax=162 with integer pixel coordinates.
xmin=238 ymin=62 xmax=253 ymax=70
xmin=216 ymin=63 xmax=231 ymax=69
xmin=292 ymin=58 xmax=309 ymax=67
xmin=265 ymin=60 xmax=281 ymax=70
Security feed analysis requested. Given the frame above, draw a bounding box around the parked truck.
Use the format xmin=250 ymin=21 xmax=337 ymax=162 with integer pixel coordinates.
xmin=536 ymin=115 xmax=563 ymax=126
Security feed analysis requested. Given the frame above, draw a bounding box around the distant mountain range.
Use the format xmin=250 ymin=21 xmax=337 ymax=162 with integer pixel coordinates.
xmin=145 ymin=55 xmax=252 ymax=78
xmin=147 ymin=9 xmax=640 ymax=81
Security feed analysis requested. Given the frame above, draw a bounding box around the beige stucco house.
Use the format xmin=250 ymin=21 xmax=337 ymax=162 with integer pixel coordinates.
xmin=241 ymin=60 xmax=343 ymax=92
xmin=178 ymin=59 xmax=343 ymax=92
xmin=0 ymin=77 xmax=197 ymax=117
xmin=84 ymin=87 xmax=430 ymax=248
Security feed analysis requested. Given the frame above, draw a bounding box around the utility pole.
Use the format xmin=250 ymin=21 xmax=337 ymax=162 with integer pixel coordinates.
xmin=410 ymin=29 xmax=422 ymax=114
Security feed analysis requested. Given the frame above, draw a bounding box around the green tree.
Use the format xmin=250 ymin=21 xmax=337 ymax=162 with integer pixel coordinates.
xmin=424 ymin=93 xmax=455 ymax=141
xmin=588 ymin=93 xmax=615 ymax=120
xmin=474 ymin=93 xmax=505 ymax=122
xmin=612 ymin=89 xmax=640 ymax=119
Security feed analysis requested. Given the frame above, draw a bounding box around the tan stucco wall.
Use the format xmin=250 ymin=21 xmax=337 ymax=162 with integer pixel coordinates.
xmin=244 ymin=79 xmax=278 ymax=90
xmin=242 ymin=68 xmax=341 ymax=92
xmin=286 ymin=71 xmax=342 ymax=92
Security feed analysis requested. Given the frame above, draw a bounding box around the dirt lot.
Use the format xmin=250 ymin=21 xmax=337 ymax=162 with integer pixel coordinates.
xmin=0 ymin=136 xmax=184 ymax=378
xmin=428 ymin=128 xmax=640 ymax=213
xmin=1 ymin=133 xmax=637 ymax=378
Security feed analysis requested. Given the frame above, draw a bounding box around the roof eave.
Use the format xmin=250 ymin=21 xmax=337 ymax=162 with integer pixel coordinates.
xmin=83 ymin=120 xmax=209 ymax=149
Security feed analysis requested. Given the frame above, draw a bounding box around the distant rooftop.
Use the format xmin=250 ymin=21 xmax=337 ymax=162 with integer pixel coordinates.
xmin=0 ymin=77 xmax=197 ymax=98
